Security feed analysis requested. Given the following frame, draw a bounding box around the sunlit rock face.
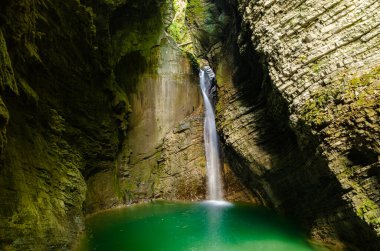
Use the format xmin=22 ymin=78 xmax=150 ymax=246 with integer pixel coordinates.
xmin=125 ymin=40 xmax=201 ymax=160
xmin=115 ymin=38 xmax=205 ymax=203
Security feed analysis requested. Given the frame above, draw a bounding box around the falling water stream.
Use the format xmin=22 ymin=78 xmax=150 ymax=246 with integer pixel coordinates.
xmin=199 ymin=68 xmax=223 ymax=200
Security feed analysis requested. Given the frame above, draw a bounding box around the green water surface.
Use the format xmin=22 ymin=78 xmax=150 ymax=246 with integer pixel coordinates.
xmin=78 ymin=201 xmax=316 ymax=251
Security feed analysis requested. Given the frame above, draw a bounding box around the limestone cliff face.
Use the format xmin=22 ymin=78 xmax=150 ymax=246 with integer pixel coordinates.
xmin=207 ymin=0 xmax=380 ymax=249
xmin=85 ymin=38 xmax=207 ymax=209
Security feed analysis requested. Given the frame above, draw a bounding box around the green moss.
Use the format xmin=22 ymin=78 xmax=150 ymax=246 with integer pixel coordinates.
xmin=84 ymin=6 xmax=96 ymax=35
xmin=186 ymin=0 xmax=206 ymax=25
xmin=165 ymin=0 xmax=197 ymax=56
xmin=0 ymin=30 xmax=18 ymax=94
xmin=299 ymin=54 xmax=307 ymax=62
xmin=114 ymin=160 xmax=123 ymax=199
xmin=185 ymin=51 xmax=199 ymax=73
xmin=25 ymin=41 xmax=41 ymax=62
xmin=111 ymin=1 xmax=164 ymax=63
xmin=300 ymin=66 xmax=380 ymax=228
xmin=356 ymin=198 xmax=380 ymax=224
xmin=0 ymin=97 xmax=9 ymax=128
xmin=215 ymin=99 xmax=224 ymax=114
xmin=167 ymin=0 xmax=190 ymax=43
xmin=0 ymin=0 xmax=121 ymax=248
xmin=301 ymin=65 xmax=380 ymax=130
xmin=106 ymin=74 xmax=131 ymax=132
xmin=18 ymin=76 xmax=39 ymax=102
xmin=311 ymin=63 xmax=320 ymax=73
xmin=1 ymin=116 xmax=86 ymax=249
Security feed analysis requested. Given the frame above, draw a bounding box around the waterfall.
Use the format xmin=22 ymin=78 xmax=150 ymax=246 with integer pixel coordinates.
xmin=199 ymin=68 xmax=223 ymax=201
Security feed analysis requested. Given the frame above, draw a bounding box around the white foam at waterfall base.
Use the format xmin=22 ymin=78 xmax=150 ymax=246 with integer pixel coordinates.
xmin=201 ymin=200 xmax=233 ymax=207
xmin=199 ymin=69 xmax=224 ymax=201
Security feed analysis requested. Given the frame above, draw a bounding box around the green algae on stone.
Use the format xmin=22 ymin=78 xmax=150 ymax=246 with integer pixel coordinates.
xmin=301 ymin=66 xmax=380 ymax=133
xmin=0 ymin=97 xmax=8 ymax=155
xmin=186 ymin=0 xmax=207 ymax=26
xmin=0 ymin=118 xmax=87 ymax=250
xmin=110 ymin=0 xmax=165 ymax=64
xmin=357 ymin=199 xmax=379 ymax=222
xmin=299 ymin=65 xmax=380 ymax=236
xmin=0 ymin=30 xmax=18 ymax=94
xmin=166 ymin=0 xmax=192 ymax=46
xmin=17 ymin=76 xmax=39 ymax=102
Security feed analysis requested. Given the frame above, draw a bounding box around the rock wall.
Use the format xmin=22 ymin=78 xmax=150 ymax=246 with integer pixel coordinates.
xmin=0 ymin=0 xmax=120 ymax=249
xmin=209 ymin=0 xmax=380 ymax=249
xmin=86 ymin=37 xmax=206 ymax=209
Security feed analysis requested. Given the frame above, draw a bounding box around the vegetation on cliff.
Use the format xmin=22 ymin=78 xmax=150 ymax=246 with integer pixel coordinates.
xmin=300 ymin=65 xmax=380 ymax=232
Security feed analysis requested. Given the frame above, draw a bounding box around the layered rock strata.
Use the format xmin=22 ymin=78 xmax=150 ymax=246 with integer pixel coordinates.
xmin=86 ymin=38 xmax=206 ymax=208
xmin=210 ymin=0 xmax=380 ymax=249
